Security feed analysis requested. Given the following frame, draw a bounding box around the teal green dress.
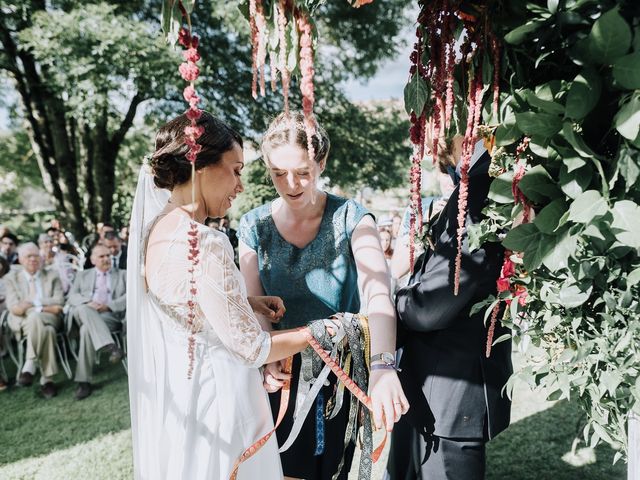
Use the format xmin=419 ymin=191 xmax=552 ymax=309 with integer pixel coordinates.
xmin=238 ymin=192 xmax=372 ymax=480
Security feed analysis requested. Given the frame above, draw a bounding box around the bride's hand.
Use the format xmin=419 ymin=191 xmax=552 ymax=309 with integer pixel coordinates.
xmin=263 ymin=360 xmax=292 ymax=393
xmin=369 ymin=369 xmax=409 ymax=432
xmin=248 ymin=296 xmax=286 ymax=322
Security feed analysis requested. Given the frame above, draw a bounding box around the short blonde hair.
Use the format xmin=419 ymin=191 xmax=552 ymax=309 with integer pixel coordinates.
xmin=261 ymin=111 xmax=330 ymax=165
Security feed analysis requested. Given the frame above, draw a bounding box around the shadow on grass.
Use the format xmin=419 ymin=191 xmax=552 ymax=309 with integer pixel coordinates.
xmin=487 ymin=400 xmax=626 ymax=480
xmin=0 ymin=360 xmax=130 ymax=466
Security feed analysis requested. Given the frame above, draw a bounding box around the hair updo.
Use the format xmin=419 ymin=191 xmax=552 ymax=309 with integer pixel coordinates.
xmin=150 ymin=111 xmax=243 ymax=190
xmin=261 ymin=111 xmax=330 ymax=165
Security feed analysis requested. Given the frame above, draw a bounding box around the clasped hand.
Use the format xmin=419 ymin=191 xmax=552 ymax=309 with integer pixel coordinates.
xmin=247 ymin=295 xmax=286 ymax=322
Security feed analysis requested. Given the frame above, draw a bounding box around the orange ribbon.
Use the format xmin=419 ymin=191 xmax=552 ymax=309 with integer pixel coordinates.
xmin=230 ymin=324 xmax=387 ymax=479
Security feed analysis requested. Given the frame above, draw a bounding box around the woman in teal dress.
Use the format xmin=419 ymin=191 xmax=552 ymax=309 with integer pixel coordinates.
xmin=239 ymin=112 xmax=409 ymax=480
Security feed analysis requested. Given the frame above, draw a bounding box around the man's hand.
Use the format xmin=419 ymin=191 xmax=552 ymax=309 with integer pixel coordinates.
xmin=369 ymin=369 xmax=410 ymax=432
xmin=248 ymin=296 xmax=286 ymax=322
xmin=43 ymin=305 xmax=63 ymax=315
xmin=87 ymin=301 xmax=110 ymax=313
xmin=262 ymin=360 xmax=292 ymax=393
xmin=11 ymin=301 xmax=33 ymax=316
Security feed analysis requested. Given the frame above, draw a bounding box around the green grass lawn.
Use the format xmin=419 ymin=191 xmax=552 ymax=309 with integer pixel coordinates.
xmin=0 ymin=354 xmax=626 ymax=480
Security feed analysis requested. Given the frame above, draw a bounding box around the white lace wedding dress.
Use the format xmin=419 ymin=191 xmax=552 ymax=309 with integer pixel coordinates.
xmin=128 ymin=204 xmax=282 ymax=479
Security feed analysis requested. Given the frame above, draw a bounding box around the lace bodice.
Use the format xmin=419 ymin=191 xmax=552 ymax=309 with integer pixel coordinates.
xmin=145 ymin=214 xmax=270 ymax=367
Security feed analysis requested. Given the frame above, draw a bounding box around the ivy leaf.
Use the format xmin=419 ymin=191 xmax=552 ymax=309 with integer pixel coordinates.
xmin=614 ymin=92 xmax=640 ymax=140
xmin=568 ymin=190 xmax=608 ymax=223
xmin=612 ymin=52 xmax=640 ymax=90
xmin=534 ymin=198 xmax=568 ymax=234
xmin=515 ymin=111 xmax=562 ymax=138
xmin=403 ymin=74 xmax=429 ymax=116
xmin=565 ymin=68 xmax=602 ymax=120
xmin=518 ymin=165 xmax=562 ymax=203
xmin=611 ymin=200 xmax=640 ymax=248
xmin=586 ymin=7 xmax=632 ymax=64
xmin=488 ymin=171 xmax=515 ymax=204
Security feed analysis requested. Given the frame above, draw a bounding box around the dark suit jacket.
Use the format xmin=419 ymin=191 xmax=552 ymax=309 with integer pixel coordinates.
xmin=395 ymin=152 xmax=512 ymax=441
xmin=116 ymin=244 xmax=127 ymax=270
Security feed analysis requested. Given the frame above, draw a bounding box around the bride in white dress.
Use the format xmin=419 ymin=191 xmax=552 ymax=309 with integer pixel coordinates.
xmin=127 ymin=112 xmax=309 ymax=480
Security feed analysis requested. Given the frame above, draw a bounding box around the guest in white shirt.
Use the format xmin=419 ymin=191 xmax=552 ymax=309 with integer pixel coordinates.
xmin=4 ymin=243 xmax=64 ymax=398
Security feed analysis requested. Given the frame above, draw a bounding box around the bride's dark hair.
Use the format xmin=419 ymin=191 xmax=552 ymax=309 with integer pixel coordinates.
xmin=150 ymin=112 xmax=243 ymax=190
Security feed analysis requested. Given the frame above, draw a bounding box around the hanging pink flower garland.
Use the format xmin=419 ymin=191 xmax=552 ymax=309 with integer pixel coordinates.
xmin=406 ymin=1 xmax=502 ymax=294
xmin=485 ymin=137 xmax=532 ymax=357
xmin=178 ymin=17 xmax=204 ymax=379
xmin=247 ymin=1 xmax=371 ymax=162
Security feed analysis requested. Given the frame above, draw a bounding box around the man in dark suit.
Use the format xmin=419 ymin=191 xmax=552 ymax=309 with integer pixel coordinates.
xmin=386 ymin=133 xmax=512 ymax=480
xmin=103 ymin=231 xmax=127 ymax=270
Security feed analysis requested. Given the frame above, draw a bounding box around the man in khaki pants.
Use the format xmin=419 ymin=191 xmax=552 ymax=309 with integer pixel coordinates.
xmin=67 ymin=244 xmax=126 ymax=400
xmin=5 ymin=242 xmax=64 ymax=398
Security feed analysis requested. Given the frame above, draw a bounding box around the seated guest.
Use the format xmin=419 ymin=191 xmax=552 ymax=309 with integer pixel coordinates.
xmin=38 ymin=233 xmax=56 ymax=267
xmin=67 ymin=244 xmax=125 ymax=400
xmin=0 ymin=256 xmax=10 ymax=391
xmin=0 ymin=255 xmax=9 ymax=312
xmin=99 ymin=223 xmax=115 ymax=242
xmin=5 ymin=243 xmax=64 ymax=398
xmin=1 ymin=233 xmax=19 ymax=266
xmin=102 ymin=231 xmax=127 ymax=270
xmin=118 ymin=226 xmax=129 ymax=247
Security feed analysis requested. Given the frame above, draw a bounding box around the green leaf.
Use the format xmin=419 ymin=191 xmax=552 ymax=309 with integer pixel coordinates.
xmin=403 ymin=74 xmax=429 ymax=116
xmin=568 ymin=190 xmax=608 ymax=223
xmin=565 ymin=68 xmax=602 ymax=120
xmin=611 ymin=200 xmax=640 ymax=248
xmin=627 ymin=268 xmax=640 ymax=286
xmin=525 ymin=91 xmax=565 ymax=115
xmin=515 ymin=112 xmax=562 ymax=138
xmin=618 ymin=146 xmax=640 ymax=191
xmin=502 ymin=224 xmax=556 ymax=270
xmin=558 ymin=284 xmax=592 ymax=308
xmin=612 ymin=52 xmax=640 ymax=89
xmin=495 ymin=106 xmax=519 ymax=146
xmin=488 ymin=171 xmax=515 ymax=204
xmin=502 ymin=223 xmax=540 ymax=251
xmin=562 ymin=122 xmax=597 ymax=158
xmin=541 ymin=228 xmax=577 ymax=270
xmin=614 ymin=92 xmax=640 ymax=140
xmin=534 ymin=198 xmax=568 ymax=234
xmin=492 ymin=333 xmax=512 ymax=346
xmin=586 ymin=7 xmax=632 ymax=64
xmin=559 ymin=164 xmax=592 ymax=199
xmin=518 ymin=165 xmax=562 ymax=203
xmin=504 ymin=20 xmax=544 ymax=45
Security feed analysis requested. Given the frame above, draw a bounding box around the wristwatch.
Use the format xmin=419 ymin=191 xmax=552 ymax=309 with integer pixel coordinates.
xmin=370 ymin=352 xmax=396 ymax=366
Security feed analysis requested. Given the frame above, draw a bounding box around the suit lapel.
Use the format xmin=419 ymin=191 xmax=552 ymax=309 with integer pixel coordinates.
xmin=109 ymin=269 xmax=119 ymax=299
xmin=87 ymin=269 xmax=97 ymax=298
xmin=17 ymin=273 xmax=28 ymax=301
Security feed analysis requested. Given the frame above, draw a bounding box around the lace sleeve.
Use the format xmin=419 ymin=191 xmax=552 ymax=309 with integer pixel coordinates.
xmin=195 ymin=229 xmax=271 ymax=367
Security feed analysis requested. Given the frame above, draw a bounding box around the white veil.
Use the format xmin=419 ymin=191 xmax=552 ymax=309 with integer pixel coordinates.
xmin=126 ymin=164 xmax=170 ymax=479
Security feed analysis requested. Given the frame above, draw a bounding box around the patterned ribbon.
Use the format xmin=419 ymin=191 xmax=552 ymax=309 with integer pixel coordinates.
xmin=230 ymin=313 xmax=386 ymax=480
